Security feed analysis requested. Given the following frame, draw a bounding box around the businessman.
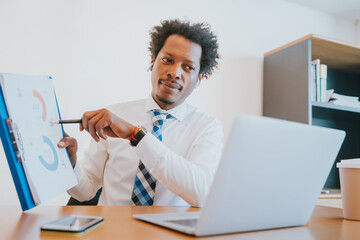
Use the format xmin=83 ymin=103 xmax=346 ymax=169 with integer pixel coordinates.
xmin=58 ymin=19 xmax=222 ymax=207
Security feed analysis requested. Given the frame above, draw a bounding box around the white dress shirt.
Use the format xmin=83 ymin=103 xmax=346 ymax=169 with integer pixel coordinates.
xmin=68 ymin=96 xmax=223 ymax=207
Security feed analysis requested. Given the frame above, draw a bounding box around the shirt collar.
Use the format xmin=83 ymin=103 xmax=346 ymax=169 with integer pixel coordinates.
xmin=145 ymin=95 xmax=187 ymax=121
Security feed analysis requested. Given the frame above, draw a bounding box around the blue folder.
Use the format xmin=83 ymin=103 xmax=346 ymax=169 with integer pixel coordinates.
xmin=0 ymin=83 xmax=35 ymax=210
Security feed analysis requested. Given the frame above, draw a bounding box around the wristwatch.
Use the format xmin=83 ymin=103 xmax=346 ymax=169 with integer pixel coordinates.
xmin=129 ymin=126 xmax=147 ymax=147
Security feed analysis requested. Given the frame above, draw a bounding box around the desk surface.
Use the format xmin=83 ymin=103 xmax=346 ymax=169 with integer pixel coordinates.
xmin=1 ymin=205 xmax=359 ymax=240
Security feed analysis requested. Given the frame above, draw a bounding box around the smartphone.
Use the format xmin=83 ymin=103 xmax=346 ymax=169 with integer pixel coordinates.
xmin=41 ymin=215 xmax=104 ymax=233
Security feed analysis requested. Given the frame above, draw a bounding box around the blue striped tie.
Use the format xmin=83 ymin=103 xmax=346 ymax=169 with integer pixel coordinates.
xmin=131 ymin=110 xmax=174 ymax=206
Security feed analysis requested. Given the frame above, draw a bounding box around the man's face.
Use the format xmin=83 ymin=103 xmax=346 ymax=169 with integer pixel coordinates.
xmin=151 ymin=34 xmax=203 ymax=110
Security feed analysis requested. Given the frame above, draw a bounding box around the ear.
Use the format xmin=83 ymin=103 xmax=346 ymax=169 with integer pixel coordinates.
xmin=198 ymin=72 xmax=205 ymax=81
xmin=150 ymin=58 xmax=155 ymax=71
xmin=148 ymin=59 xmax=155 ymax=72
xmin=195 ymin=73 xmax=205 ymax=88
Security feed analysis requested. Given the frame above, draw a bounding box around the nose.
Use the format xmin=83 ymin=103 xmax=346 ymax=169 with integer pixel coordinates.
xmin=167 ymin=64 xmax=182 ymax=79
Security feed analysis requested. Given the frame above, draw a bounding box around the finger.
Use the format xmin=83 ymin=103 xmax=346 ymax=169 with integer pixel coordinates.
xmin=57 ymin=140 xmax=66 ymax=148
xmin=87 ymin=111 xmax=106 ymax=142
xmin=97 ymin=127 xmax=107 ymax=140
xmin=57 ymin=138 xmax=68 ymax=148
xmin=104 ymin=111 xmax=123 ymax=137
xmin=81 ymin=109 xmax=103 ymax=132
xmin=95 ymin=114 xmax=112 ymax=140
xmin=57 ymin=137 xmax=77 ymax=149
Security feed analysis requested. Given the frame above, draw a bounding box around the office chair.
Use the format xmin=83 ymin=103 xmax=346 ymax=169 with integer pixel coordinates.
xmin=67 ymin=188 xmax=102 ymax=206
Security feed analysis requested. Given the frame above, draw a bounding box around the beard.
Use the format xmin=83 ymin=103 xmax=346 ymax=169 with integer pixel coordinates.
xmin=155 ymin=94 xmax=175 ymax=106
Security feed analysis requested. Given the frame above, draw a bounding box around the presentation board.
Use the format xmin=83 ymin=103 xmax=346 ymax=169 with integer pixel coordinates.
xmin=0 ymin=73 xmax=77 ymax=210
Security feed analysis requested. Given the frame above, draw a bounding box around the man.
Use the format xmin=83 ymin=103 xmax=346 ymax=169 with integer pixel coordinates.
xmin=58 ymin=19 xmax=222 ymax=207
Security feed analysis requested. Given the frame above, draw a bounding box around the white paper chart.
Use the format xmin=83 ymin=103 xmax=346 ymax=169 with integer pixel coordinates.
xmin=0 ymin=73 xmax=77 ymax=204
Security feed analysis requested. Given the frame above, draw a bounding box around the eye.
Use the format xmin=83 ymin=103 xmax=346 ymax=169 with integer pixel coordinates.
xmin=161 ymin=57 xmax=173 ymax=63
xmin=186 ymin=65 xmax=195 ymax=71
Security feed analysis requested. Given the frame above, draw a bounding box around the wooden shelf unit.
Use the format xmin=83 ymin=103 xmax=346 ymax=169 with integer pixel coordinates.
xmin=263 ymin=34 xmax=360 ymax=188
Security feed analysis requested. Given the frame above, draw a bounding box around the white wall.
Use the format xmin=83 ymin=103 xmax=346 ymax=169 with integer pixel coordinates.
xmin=356 ymin=19 xmax=360 ymax=43
xmin=0 ymin=0 xmax=357 ymax=206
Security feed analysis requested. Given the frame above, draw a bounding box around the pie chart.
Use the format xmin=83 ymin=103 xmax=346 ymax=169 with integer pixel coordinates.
xmin=38 ymin=135 xmax=58 ymax=171
xmin=33 ymin=90 xmax=46 ymax=122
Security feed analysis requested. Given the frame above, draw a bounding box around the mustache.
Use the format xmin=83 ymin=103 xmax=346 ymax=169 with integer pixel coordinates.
xmin=159 ymin=78 xmax=183 ymax=90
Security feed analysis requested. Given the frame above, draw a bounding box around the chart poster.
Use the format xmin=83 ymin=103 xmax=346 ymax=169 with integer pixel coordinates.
xmin=0 ymin=73 xmax=77 ymax=204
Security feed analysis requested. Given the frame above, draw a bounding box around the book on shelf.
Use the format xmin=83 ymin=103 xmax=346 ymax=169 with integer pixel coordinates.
xmin=311 ymin=59 xmax=321 ymax=102
xmin=311 ymin=61 xmax=315 ymax=101
xmin=311 ymin=59 xmax=328 ymax=102
xmin=320 ymin=64 xmax=327 ymax=102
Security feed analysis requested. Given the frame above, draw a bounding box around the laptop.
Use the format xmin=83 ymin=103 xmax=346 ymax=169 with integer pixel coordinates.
xmin=133 ymin=114 xmax=345 ymax=236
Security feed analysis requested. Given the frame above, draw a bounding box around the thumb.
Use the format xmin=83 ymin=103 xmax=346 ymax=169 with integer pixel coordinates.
xmin=57 ymin=137 xmax=76 ymax=148
xmin=57 ymin=139 xmax=68 ymax=148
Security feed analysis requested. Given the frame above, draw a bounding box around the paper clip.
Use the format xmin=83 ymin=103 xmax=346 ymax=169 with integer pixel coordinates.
xmin=6 ymin=118 xmax=24 ymax=162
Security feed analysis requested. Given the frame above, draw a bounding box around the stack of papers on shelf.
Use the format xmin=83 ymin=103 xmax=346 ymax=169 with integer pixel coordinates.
xmin=328 ymin=90 xmax=360 ymax=108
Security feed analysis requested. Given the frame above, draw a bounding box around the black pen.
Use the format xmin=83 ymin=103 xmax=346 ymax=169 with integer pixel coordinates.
xmin=51 ymin=119 xmax=82 ymax=124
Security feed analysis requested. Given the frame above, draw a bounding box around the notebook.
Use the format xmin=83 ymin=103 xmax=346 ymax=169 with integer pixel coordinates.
xmin=133 ymin=114 xmax=345 ymax=236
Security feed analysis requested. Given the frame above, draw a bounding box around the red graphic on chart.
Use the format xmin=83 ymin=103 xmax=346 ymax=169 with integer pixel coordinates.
xmin=33 ymin=90 xmax=46 ymax=122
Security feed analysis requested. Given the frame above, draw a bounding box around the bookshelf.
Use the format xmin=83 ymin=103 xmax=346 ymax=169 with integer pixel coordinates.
xmin=263 ymin=34 xmax=360 ymax=188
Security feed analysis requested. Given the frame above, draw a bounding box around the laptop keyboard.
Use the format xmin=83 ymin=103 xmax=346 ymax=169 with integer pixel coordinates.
xmin=166 ymin=219 xmax=198 ymax=228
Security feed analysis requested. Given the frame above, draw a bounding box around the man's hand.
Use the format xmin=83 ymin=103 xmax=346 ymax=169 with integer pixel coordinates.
xmin=58 ymin=133 xmax=78 ymax=168
xmin=80 ymin=108 xmax=135 ymax=142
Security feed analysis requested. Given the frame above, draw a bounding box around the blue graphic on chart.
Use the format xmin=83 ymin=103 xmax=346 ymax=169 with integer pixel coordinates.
xmin=39 ymin=136 xmax=59 ymax=171
xmin=0 ymin=74 xmax=77 ymax=204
